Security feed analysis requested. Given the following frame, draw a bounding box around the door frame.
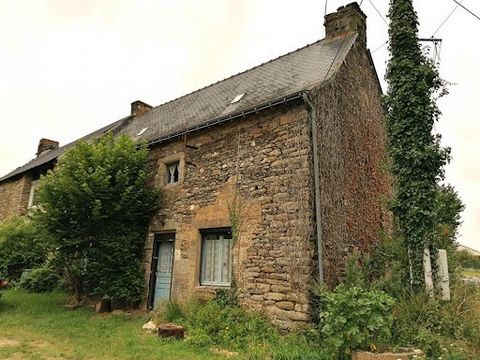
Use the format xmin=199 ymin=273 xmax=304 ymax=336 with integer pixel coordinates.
xmin=147 ymin=232 xmax=175 ymax=309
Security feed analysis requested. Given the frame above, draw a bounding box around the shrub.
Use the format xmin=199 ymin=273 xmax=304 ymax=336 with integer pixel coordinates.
xmin=151 ymin=300 xmax=184 ymax=324
xmin=19 ymin=265 xmax=60 ymax=292
xmin=457 ymin=250 xmax=480 ymax=270
xmin=214 ymin=287 xmax=238 ymax=308
xmin=0 ymin=217 xmax=47 ymax=281
xmin=33 ymin=134 xmax=159 ymax=305
xmin=314 ymin=284 xmax=395 ymax=358
xmin=390 ymin=283 xmax=480 ymax=358
xmin=152 ymin=298 xmax=279 ymax=353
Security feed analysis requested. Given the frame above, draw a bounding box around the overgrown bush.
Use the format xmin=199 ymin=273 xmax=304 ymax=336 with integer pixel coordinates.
xmin=313 ymin=284 xmax=395 ymax=358
xmin=390 ymin=284 xmax=480 ymax=358
xmin=0 ymin=217 xmax=47 ymax=281
xmin=18 ymin=265 xmax=60 ymax=292
xmin=151 ymin=297 xmax=331 ymax=359
xmin=214 ymin=287 xmax=238 ymax=308
xmin=457 ymin=250 xmax=480 ymax=270
xmin=33 ymin=134 xmax=159 ymax=305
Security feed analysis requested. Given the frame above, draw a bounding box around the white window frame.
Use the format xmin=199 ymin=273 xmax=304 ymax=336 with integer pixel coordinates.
xmin=28 ymin=180 xmax=40 ymax=208
xmin=200 ymin=229 xmax=232 ymax=287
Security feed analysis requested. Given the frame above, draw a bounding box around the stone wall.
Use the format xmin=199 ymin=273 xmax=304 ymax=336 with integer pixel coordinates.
xmin=0 ymin=175 xmax=32 ymax=223
xmin=311 ymin=39 xmax=392 ymax=287
xmin=144 ymin=102 xmax=316 ymax=329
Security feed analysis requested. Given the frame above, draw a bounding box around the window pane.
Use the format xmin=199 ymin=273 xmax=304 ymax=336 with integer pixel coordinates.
xmin=200 ymin=231 xmax=232 ymax=286
xmin=167 ymin=162 xmax=180 ymax=184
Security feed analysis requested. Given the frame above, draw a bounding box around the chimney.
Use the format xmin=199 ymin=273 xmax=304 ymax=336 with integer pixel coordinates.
xmin=131 ymin=100 xmax=153 ymax=118
xmin=37 ymin=138 xmax=59 ymax=157
xmin=324 ymin=2 xmax=367 ymax=44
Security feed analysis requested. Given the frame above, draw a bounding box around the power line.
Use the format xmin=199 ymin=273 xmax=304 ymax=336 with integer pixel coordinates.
xmin=372 ymin=40 xmax=388 ymax=54
xmin=453 ymin=0 xmax=480 ymax=21
xmin=432 ymin=0 xmax=463 ymax=37
xmin=368 ymin=0 xmax=388 ymax=26
xmin=323 ymin=33 xmax=350 ymax=82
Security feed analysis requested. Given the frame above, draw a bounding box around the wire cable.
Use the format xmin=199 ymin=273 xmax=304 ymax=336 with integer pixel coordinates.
xmin=372 ymin=40 xmax=388 ymax=54
xmin=453 ymin=0 xmax=480 ymax=21
xmin=322 ymin=34 xmax=350 ymax=82
xmin=432 ymin=0 xmax=463 ymax=36
xmin=368 ymin=0 xmax=388 ymax=26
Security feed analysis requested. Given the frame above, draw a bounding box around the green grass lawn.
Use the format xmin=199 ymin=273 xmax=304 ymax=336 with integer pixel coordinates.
xmin=0 ymin=289 xmax=223 ymax=360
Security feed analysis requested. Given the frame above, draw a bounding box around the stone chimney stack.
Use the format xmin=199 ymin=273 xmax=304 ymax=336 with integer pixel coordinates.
xmin=324 ymin=2 xmax=367 ymax=45
xmin=131 ymin=100 xmax=153 ymax=118
xmin=37 ymin=138 xmax=59 ymax=157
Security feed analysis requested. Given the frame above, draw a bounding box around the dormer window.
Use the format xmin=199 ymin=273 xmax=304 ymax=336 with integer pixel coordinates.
xmin=166 ymin=161 xmax=180 ymax=184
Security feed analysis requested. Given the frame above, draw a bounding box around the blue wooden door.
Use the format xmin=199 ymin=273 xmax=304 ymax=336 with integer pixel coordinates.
xmin=154 ymin=240 xmax=174 ymax=304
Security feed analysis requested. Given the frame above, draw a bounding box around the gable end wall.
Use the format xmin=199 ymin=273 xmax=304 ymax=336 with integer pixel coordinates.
xmin=310 ymin=39 xmax=392 ymax=287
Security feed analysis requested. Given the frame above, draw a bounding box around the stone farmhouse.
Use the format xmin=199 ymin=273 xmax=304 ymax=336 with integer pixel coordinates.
xmin=0 ymin=3 xmax=390 ymax=328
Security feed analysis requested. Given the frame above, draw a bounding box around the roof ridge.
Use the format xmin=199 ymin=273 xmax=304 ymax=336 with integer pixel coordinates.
xmin=147 ymin=38 xmax=326 ymax=112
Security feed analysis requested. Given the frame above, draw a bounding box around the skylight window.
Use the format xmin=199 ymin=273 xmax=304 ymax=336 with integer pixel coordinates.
xmin=137 ymin=127 xmax=148 ymax=136
xmin=230 ymin=93 xmax=245 ymax=104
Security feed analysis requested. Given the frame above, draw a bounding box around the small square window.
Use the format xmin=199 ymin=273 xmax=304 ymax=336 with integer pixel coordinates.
xmin=166 ymin=161 xmax=180 ymax=184
xmin=200 ymin=229 xmax=232 ymax=286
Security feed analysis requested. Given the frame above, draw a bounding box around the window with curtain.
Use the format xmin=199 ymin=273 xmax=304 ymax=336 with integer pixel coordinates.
xmin=200 ymin=229 xmax=232 ymax=286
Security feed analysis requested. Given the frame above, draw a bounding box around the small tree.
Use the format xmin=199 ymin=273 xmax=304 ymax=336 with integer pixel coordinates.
xmin=34 ymin=134 xmax=159 ymax=305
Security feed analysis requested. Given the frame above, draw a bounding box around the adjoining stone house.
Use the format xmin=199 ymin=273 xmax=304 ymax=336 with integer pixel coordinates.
xmin=0 ymin=3 xmax=391 ymax=328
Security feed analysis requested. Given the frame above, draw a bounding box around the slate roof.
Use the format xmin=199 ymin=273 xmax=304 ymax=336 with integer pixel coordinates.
xmin=0 ymin=33 xmax=357 ymax=183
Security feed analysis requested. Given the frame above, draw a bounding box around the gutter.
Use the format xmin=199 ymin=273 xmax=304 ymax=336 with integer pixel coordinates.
xmin=302 ymin=91 xmax=324 ymax=283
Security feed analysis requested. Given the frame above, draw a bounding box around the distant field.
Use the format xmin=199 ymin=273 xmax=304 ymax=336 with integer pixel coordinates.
xmin=463 ymin=268 xmax=480 ymax=277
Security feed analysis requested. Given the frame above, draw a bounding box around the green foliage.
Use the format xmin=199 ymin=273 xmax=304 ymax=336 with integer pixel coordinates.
xmin=214 ymin=287 xmax=238 ymax=308
xmin=151 ymin=299 xmax=184 ymax=324
xmin=385 ymin=0 xmax=454 ymax=287
xmin=390 ymin=284 xmax=480 ymax=358
xmin=366 ymin=235 xmax=411 ymax=298
xmin=433 ymin=185 xmax=464 ymax=248
xmin=457 ymin=250 xmax=480 ymax=270
xmin=0 ymin=289 xmax=221 ymax=360
xmin=153 ymin=298 xmax=274 ymax=351
xmin=0 ymin=217 xmax=47 ymax=281
xmin=33 ymin=133 xmax=159 ymax=305
xmin=151 ymin=298 xmax=334 ymax=359
xmin=314 ymin=284 xmax=395 ymax=358
xmin=18 ymin=265 xmax=60 ymax=293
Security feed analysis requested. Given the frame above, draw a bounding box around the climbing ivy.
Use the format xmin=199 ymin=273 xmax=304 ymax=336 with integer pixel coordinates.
xmin=385 ymin=0 xmax=451 ymax=288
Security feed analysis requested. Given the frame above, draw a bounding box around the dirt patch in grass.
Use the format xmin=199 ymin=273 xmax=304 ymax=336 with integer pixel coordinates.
xmin=0 ymin=339 xmax=19 ymax=347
